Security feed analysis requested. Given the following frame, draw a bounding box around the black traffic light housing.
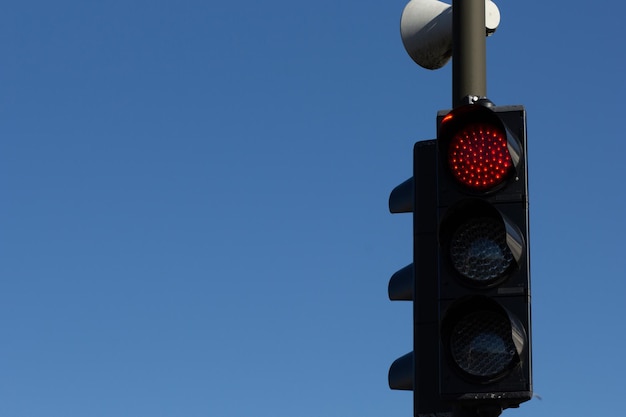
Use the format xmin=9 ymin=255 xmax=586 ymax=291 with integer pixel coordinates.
xmin=389 ymin=141 xmax=453 ymax=416
xmin=436 ymin=101 xmax=532 ymax=410
xmin=388 ymin=101 xmax=532 ymax=416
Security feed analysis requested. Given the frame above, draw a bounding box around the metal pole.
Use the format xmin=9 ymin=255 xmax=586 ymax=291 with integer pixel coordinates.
xmin=452 ymin=0 xmax=487 ymax=107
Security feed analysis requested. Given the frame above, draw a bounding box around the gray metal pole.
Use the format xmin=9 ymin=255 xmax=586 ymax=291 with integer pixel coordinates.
xmin=452 ymin=0 xmax=487 ymax=107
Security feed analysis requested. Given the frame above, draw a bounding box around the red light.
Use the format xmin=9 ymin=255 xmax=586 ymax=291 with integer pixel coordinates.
xmin=448 ymin=122 xmax=512 ymax=190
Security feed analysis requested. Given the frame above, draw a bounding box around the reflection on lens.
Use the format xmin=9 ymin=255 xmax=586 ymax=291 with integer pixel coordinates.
xmin=450 ymin=217 xmax=512 ymax=283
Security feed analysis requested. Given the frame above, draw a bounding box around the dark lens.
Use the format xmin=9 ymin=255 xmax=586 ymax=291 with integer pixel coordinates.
xmin=450 ymin=311 xmax=516 ymax=378
xmin=450 ymin=217 xmax=512 ymax=283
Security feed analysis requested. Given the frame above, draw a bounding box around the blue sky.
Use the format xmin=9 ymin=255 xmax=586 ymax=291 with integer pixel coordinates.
xmin=1 ymin=1 xmax=624 ymax=416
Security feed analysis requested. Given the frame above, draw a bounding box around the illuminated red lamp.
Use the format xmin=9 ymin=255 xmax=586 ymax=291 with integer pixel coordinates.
xmin=440 ymin=105 xmax=517 ymax=192
xmin=448 ymin=121 xmax=512 ymax=190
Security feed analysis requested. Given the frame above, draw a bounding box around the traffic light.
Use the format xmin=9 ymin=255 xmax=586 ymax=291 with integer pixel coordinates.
xmin=388 ymin=141 xmax=453 ymax=416
xmin=436 ymin=100 xmax=532 ymax=412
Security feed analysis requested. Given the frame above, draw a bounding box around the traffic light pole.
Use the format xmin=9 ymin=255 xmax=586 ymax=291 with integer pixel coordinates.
xmin=452 ymin=0 xmax=487 ymax=107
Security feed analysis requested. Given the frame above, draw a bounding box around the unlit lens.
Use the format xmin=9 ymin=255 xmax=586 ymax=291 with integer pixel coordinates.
xmin=450 ymin=311 xmax=516 ymax=378
xmin=450 ymin=217 xmax=512 ymax=283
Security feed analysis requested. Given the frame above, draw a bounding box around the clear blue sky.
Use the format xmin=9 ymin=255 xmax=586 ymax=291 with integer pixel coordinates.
xmin=2 ymin=1 xmax=624 ymax=416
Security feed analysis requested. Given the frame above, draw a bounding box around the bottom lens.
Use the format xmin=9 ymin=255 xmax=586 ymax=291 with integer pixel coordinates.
xmin=450 ymin=310 xmax=516 ymax=379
